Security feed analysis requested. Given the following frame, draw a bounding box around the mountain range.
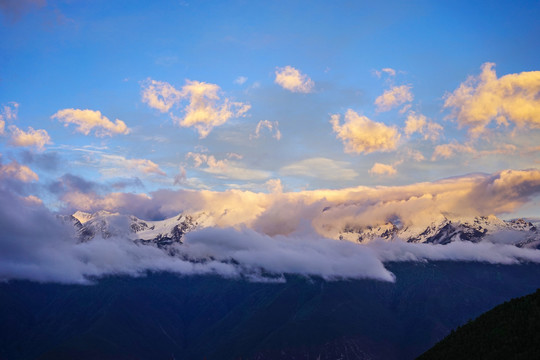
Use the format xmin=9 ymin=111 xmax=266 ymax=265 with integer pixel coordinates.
xmin=63 ymin=210 xmax=540 ymax=249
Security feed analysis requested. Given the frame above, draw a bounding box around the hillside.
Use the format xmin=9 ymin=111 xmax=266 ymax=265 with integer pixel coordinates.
xmin=2 ymin=262 xmax=540 ymax=360
xmin=418 ymin=288 xmax=540 ymax=359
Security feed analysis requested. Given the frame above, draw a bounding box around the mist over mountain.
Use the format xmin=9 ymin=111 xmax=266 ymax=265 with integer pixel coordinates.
xmin=3 ymin=183 xmax=540 ymax=285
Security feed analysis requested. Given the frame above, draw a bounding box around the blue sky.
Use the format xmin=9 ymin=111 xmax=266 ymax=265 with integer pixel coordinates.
xmin=1 ymin=0 xmax=540 ymax=219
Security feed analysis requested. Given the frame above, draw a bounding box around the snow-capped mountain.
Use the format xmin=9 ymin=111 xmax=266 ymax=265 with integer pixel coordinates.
xmin=64 ymin=210 xmax=540 ymax=250
xmin=338 ymin=215 xmax=540 ymax=248
xmin=69 ymin=210 xmax=211 ymax=248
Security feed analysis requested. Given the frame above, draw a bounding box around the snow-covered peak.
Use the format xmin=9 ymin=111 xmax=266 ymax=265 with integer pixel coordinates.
xmin=73 ymin=210 xmax=211 ymax=247
xmin=338 ymin=214 xmax=540 ymax=248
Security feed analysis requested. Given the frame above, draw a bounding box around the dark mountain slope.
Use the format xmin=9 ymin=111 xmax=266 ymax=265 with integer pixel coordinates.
xmin=1 ymin=262 xmax=540 ymax=360
xmin=418 ymin=288 xmax=540 ymax=360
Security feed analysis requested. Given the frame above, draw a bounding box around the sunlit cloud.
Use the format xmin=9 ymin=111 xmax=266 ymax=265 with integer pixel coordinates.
xmin=0 ymin=159 xmax=38 ymax=182
xmin=444 ymin=62 xmax=540 ymax=137
xmin=280 ymin=157 xmax=358 ymax=181
xmin=8 ymin=125 xmax=51 ymax=151
xmin=369 ymin=162 xmax=397 ymax=176
xmin=274 ymin=66 xmax=314 ymax=93
xmin=404 ymin=112 xmax=443 ymax=141
xmin=142 ymin=79 xmax=250 ymax=138
xmin=51 ymin=109 xmax=130 ymax=137
xmin=141 ymin=78 xmax=183 ymax=113
xmin=57 ymin=169 xmax=540 ymax=241
xmin=375 ymin=85 xmax=413 ymax=112
xmin=187 ymin=152 xmax=270 ymax=180
xmin=250 ymin=120 xmax=281 ymax=140
xmin=330 ymin=109 xmax=400 ymax=154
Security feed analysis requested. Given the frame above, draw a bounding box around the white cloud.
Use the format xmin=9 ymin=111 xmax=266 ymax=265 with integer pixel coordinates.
xmin=444 ymin=62 xmax=540 ymax=137
xmin=330 ymin=110 xmax=400 ymax=154
xmin=274 ymin=66 xmax=315 ymax=93
xmin=51 ymin=109 xmax=130 ymax=137
xmin=375 ymin=85 xmax=413 ymax=112
xmin=250 ymin=120 xmax=281 ymax=140
xmin=369 ymin=162 xmax=397 ymax=176
xmin=8 ymin=125 xmax=51 ymax=151
xmin=280 ymin=157 xmax=358 ymax=181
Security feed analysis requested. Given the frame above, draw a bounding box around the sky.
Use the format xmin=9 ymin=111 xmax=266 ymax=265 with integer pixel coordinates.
xmin=1 ymin=0 xmax=540 ymax=220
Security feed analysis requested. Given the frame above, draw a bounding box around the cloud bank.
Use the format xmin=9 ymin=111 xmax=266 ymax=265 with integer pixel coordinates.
xmin=3 ymin=183 xmax=540 ymax=285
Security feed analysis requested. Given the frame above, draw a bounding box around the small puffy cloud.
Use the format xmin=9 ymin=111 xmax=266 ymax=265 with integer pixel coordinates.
xmin=274 ymin=66 xmax=314 ymax=93
xmin=330 ymin=110 xmax=400 ymax=154
xmin=369 ymin=162 xmax=397 ymax=176
xmin=9 ymin=125 xmax=51 ymax=151
xmin=51 ymin=109 xmax=130 ymax=137
xmin=99 ymin=155 xmax=166 ymax=177
xmin=250 ymin=120 xmax=281 ymax=141
xmin=280 ymin=157 xmax=358 ymax=181
xmin=187 ymin=152 xmax=270 ymax=180
xmin=444 ymin=62 xmax=540 ymax=137
xmin=375 ymin=85 xmax=413 ymax=112
xmin=0 ymin=159 xmax=39 ymax=182
xmin=404 ymin=112 xmax=443 ymax=141
xmin=234 ymin=76 xmax=248 ymax=85
xmin=374 ymin=68 xmax=396 ymax=78
xmin=141 ymin=78 xmax=183 ymax=113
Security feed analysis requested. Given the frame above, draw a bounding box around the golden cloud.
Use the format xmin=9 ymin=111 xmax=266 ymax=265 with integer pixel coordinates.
xmin=0 ymin=159 xmax=38 ymax=182
xmin=52 ymin=109 xmax=130 ymax=137
xmin=375 ymin=85 xmax=413 ymax=112
xmin=369 ymin=162 xmax=397 ymax=176
xmin=8 ymin=125 xmax=51 ymax=151
xmin=444 ymin=62 xmax=540 ymax=137
xmin=330 ymin=110 xmax=400 ymax=154
xmin=274 ymin=66 xmax=314 ymax=93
